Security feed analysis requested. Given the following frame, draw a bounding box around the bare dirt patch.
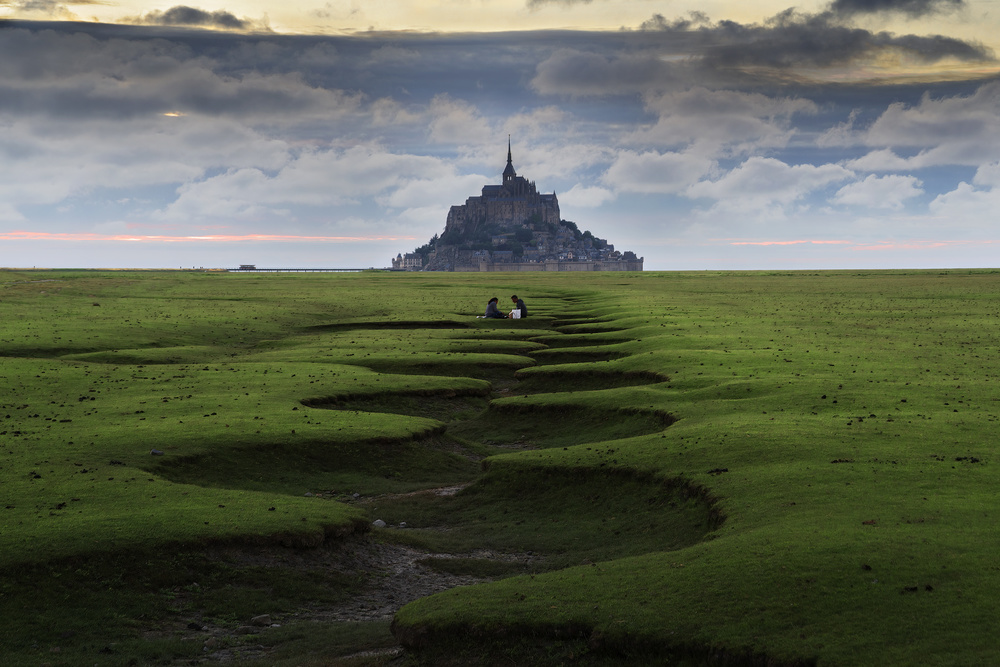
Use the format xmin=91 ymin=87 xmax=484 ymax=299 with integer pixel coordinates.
xmin=168 ymin=487 xmax=531 ymax=664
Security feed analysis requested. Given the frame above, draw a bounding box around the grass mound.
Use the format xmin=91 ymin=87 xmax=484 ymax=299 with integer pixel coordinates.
xmin=529 ymin=347 xmax=628 ymax=365
xmin=528 ymin=333 xmax=631 ymax=348
xmin=360 ymin=355 xmax=535 ymax=380
xmin=307 ymin=319 xmax=473 ymax=332
xmin=392 ymin=623 xmax=811 ymax=667
xmin=302 ymin=390 xmax=490 ymax=422
xmin=448 ymin=402 xmax=674 ymax=450
xmin=148 ymin=430 xmax=480 ymax=497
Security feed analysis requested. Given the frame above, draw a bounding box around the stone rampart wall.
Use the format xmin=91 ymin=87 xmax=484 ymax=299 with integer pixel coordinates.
xmin=466 ymin=259 xmax=643 ymax=272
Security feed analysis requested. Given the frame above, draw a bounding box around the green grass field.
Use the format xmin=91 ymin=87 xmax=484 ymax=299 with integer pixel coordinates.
xmin=1 ymin=268 xmax=998 ymax=665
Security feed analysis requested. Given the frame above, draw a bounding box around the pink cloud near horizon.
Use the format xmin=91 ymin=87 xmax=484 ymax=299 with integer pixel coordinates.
xmin=725 ymin=239 xmax=1000 ymax=250
xmin=0 ymin=232 xmax=416 ymax=243
xmin=724 ymin=239 xmax=853 ymax=246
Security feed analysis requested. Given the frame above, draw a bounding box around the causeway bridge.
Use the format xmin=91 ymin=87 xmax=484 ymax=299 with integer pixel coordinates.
xmin=227 ymin=266 xmax=396 ymax=272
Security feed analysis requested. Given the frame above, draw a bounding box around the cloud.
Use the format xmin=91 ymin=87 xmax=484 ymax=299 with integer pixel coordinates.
xmin=972 ymin=160 xmax=1000 ymax=187
xmin=928 ymin=161 xmax=1000 ymax=226
xmin=633 ymin=88 xmax=817 ymax=156
xmin=531 ymin=48 xmax=681 ymax=97
xmin=154 ymin=146 xmax=457 ymax=230
xmin=686 ymin=157 xmax=852 ymax=209
xmin=696 ymin=10 xmax=991 ymax=72
xmin=822 ymin=82 xmax=1000 ymax=172
xmin=0 ymin=201 xmax=26 ymax=223
xmin=379 ymin=173 xmax=488 ymax=209
xmin=367 ymin=45 xmax=421 ymax=65
xmin=602 ymin=150 xmax=716 ymax=195
xmin=858 ymin=82 xmax=1000 ymax=167
xmin=929 ymin=181 xmax=1000 ymax=227
xmin=560 ymin=184 xmax=616 ymax=208
xmin=502 ymin=107 xmax=570 ymax=141
xmin=727 ymin=239 xmax=853 ymax=246
xmin=832 ymin=174 xmax=924 ymax=209
xmin=124 ymin=5 xmax=270 ymax=32
xmin=638 ymin=12 xmax=713 ymax=32
xmin=2 ymin=0 xmax=81 ymax=19
xmin=844 ymin=149 xmax=913 ymax=171
xmin=636 ymin=9 xmax=991 ymax=78
xmin=828 ymin=0 xmax=965 ymax=18
xmin=0 ymin=111 xmax=293 ymax=216
xmin=0 ymin=28 xmax=363 ymax=123
xmin=370 ymin=97 xmax=423 ymax=127
xmin=530 ymin=9 xmax=994 ymax=99
xmin=427 ymin=95 xmax=492 ymax=145
xmin=0 ymin=231 xmax=409 ymax=242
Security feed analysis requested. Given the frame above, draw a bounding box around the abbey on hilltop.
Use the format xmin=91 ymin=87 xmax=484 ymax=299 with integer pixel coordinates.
xmin=393 ymin=140 xmax=643 ymax=272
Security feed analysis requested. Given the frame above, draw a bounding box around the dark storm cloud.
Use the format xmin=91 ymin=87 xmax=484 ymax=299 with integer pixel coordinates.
xmin=0 ymin=15 xmax=993 ymax=131
xmin=699 ymin=10 xmax=990 ymax=70
xmin=828 ymin=0 xmax=965 ymax=18
xmin=0 ymin=21 xmax=589 ymax=118
xmin=637 ymin=12 xmax=712 ymax=32
xmin=0 ymin=23 xmax=359 ymax=125
xmin=10 ymin=0 xmax=61 ymax=9
xmin=530 ymin=8 xmax=994 ymax=98
xmin=1 ymin=0 xmax=66 ymax=11
xmin=0 ymin=0 xmax=106 ymax=19
xmin=630 ymin=9 xmax=992 ymax=76
xmin=522 ymin=0 xmax=963 ymax=17
xmin=125 ymin=5 xmax=267 ymax=31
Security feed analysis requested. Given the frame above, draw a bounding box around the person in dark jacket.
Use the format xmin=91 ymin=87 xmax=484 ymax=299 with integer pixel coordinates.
xmin=484 ymin=297 xmax=506 ymax=319
xmin=509 ymin=295 xmax=527 ymax=319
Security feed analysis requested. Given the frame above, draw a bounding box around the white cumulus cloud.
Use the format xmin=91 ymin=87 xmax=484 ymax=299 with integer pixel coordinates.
xmin=687 ymin=157 xmax=853 ymax=210
xmin=633 ymin=88 xmax=817 ymax=157
xmin=832 ymin=174 xmax=924 ymax=209
xmin=561 ymin=184 xmax=617 ymax=208
xmin=602 ymin=150 xmax=715 ymax=195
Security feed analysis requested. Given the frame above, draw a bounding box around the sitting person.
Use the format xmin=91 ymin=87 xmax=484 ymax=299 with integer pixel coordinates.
xmin=483 ymin=297 xmax=506 ymax=319
xmin=509 ymin=294 xmax=527 ymax=319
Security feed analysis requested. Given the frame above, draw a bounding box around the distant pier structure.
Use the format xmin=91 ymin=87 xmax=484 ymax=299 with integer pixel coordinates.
xmin=229 ymin=266 xmax=393 ymax=272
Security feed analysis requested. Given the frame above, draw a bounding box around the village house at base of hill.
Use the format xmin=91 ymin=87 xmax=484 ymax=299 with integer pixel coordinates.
xmin=394 ymin=142 xmax=643 ymax=272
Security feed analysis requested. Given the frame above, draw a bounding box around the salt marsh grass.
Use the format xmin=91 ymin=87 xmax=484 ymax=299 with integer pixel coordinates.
xmin=2 ymin=269 xmax=998 ymax=665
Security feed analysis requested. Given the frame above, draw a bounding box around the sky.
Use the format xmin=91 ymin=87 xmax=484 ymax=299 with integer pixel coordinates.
xmin=2 ymin=0 xmax=1000 ymax=270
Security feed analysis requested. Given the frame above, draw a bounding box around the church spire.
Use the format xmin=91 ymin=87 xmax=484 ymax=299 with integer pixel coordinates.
xmin=502 ymin=135 xmax=516 ymax=185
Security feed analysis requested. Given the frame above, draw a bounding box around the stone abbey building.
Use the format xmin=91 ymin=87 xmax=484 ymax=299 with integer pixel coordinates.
xmin=444 ymin=142 xmax=562 ymax=236
xmin=393 ymin=141 xmax=643 ymax=272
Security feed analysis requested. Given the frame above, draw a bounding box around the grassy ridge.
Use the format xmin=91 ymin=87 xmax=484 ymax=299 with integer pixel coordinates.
xmin=2 ymin=269 xmax=999 ymax=665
